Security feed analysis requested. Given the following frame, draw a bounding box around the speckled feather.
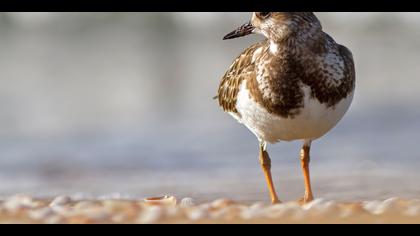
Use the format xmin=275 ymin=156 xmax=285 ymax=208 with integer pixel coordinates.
xmin=217 ymin=12 xmax=355 ymax=119
xmin=217 ymin=41 xmax=264 ymax=116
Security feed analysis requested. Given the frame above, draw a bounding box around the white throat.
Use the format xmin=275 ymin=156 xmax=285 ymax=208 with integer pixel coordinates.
xmin=269 ymin=41 xmax=279 ymax=54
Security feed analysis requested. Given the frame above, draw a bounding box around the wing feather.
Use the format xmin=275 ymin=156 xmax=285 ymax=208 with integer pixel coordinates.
xmin=217 ymin=41 xmax=265 ymax=115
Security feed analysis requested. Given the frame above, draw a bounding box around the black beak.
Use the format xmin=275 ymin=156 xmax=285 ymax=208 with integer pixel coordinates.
xmin=223 ymin=22 xmax=255 ymax=40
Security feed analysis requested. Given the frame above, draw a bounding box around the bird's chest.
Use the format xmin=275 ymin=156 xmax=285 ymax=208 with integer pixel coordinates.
xmin=250 ymin=54 xmax=305 ymax=119
xmin=232 ymin=80 xmax=353 ymax=143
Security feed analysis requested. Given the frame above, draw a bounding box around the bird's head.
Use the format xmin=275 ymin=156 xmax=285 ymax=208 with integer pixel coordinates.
xmin=223 ymin=12 xmax=321 ymax=42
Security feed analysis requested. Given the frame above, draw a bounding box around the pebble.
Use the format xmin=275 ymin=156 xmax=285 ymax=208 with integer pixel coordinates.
xmin=404 ymin=205 xmax=420 ymax=217
xmin=186 ymin=207 xmax=209 ymax=221
xmin=50 ymin=205 xmax=72 ymax=216
xmin=197 ymin=203 xmax=212 ymax=211
xmin=240 ymin=203 xmax=267 ymax=220
xmin=1 ymin=194 xmax=420 ymax=223
xmin=165 ymin=206 xmax=180 ymax=216
xmin=302 ymin=199 xmax=340 ymax=217
xmin=3 ymin=195 xmax=40 ymax=213
xmin=50 ymin=196 xmax=72 ymax=207
xmin=137 ymin=206 xmax=164 ymax=224
xmin=362 ymin=198 xmax=400 ymax=215
xmin=302 ymin=198 xmax=327 ymax=211
xmin=264 ymin=204 xmax=295 ymax=219
xmin=28 ymin=207 xmax=55 ymax=221
xmin=362 ymin=200 xmax=383 ymax=215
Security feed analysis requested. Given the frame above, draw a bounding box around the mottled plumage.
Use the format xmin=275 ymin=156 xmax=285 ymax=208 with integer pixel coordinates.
xmin=215 ymin=12 xmax=356 ymax=204
xmin=217 ymin=12 xmax=355 ymax=143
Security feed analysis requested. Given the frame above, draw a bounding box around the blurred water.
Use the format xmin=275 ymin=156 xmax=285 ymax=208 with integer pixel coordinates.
xmin=0 ymin=12 xmax=420 ymax=202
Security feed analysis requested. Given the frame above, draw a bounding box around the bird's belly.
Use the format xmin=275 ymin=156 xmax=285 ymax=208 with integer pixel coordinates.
xmin=232 ymin=82 xmax=354 ymax=143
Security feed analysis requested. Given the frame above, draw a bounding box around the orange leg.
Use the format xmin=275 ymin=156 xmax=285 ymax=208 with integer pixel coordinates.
xmin=300 ymin=143 xmax=314 ymax=204
xmin=259 ymin=144 xmax=280 ymax=204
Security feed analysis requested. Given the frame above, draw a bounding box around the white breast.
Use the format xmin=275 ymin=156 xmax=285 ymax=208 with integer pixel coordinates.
xmin=231 ymin=81 xmax=354 ymax=144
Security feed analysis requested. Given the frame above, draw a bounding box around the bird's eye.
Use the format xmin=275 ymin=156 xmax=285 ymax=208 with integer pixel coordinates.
xmin=259 ymin=12 xmax=271 ymax=19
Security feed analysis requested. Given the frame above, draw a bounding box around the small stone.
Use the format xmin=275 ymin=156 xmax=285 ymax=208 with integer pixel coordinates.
xmin=50 ymin=205 xmax=72 ymax=216
xmin=165 ymin=206 xmax=185 ymax=220
xmin=301 ymin=199 xmax=340 ymax=218
xmin=50 ymin=196 xmax=72 ymax=207
xmin=186 ymin=207 xmax=209 ymax=221
xmin=264 ymin=204 xmax=294 ymax=219
xmin=362 ymin=200 xmax=382 ymax=215
xmin=28 ymin=207 xmax=55 ymax=221
xmin=316 ymin=201 xmax=340 ymax=217
xmin=112 ymin=213 xmax=129 ymax=223
xmin=197 ymin=203 xmax=212 ymax=211
xmin=302 ymin=198 xmax=327 ymax=211
xmin=363 ymin=198 xmax=400 ymax=215
xmin=378 ymin=198 xmax=400 ymax=215
xmin=3 ymin=195 xmax=40 ymax=213
xmin=404 ymin=205 xmax=420 ymax=217
xmin=240 ymin=203 xmax=267 ymax=220
xmin=137 ymin=206 xmax=164 ymax=224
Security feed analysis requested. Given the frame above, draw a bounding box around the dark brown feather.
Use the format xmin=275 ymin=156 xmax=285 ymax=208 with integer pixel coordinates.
xmin=217 ymin=41 xmax=266 ymax=116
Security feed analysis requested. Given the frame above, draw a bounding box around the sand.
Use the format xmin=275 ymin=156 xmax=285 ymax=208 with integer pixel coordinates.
xmin=1 ymin=195 xmax=420 ymax=224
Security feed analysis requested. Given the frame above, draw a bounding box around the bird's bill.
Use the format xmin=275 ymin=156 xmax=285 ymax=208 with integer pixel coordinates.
xmin=223 ymin=22 xmax=255 ymax=40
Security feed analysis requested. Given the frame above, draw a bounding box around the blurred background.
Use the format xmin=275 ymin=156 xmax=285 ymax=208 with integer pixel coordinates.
xmin=0 ymin=12 xmax=419 ymax=202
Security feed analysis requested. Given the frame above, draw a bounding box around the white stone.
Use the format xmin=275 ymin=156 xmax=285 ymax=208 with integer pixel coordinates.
xmin=49 ymin=195 xmax=72 ymax=207
xmin=404 ymin=205 xmax=420 ymax=217
xmin=137 ymin=206 xmax=164 ymax=224
xmin=3 ymin=195 xmax=39 ymax=212
xmin=187 ymin=208 xmax=209 ymax=221
xmin=362 ymin=198 xmax=400 ymax=216
xmin=28 ymin=207 xmax=55 ymax=221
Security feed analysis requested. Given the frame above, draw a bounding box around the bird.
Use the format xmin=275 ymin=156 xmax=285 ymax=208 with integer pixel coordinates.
xmin=215 ymin=12 xmax=355 ymax=204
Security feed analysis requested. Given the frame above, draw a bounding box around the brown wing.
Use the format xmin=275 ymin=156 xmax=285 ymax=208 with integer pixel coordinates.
xmin=338 ymin=44 xmax=356 ymax=92
xmin=216 ymin=41 xmax=265 ymax=116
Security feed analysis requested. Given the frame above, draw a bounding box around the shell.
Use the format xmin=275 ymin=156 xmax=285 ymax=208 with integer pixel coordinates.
xmin=143 ymin=196 xmax=177 ymax=207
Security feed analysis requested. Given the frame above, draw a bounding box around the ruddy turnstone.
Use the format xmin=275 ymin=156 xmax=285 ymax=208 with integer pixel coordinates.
xmin=216 ymin=12 xmax=355 ymax=204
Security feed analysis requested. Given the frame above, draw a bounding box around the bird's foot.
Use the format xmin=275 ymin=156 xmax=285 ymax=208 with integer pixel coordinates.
xmin=271 ymin=198 xmax=282 ymax=205
xmin=296 ymin=195 xmax=314 ymax=205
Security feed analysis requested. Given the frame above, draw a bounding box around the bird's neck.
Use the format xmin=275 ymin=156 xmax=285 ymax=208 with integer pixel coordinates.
xmin=269 ymin=29 xmax=326 ymax=57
